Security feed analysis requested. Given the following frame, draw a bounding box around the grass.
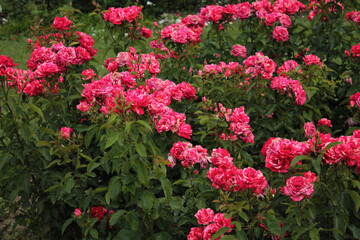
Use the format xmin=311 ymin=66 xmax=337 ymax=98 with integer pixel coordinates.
xmin=0 ymin=36 xmax=31 ymax=69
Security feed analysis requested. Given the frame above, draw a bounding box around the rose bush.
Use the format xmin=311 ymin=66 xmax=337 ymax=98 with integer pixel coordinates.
xmin=1 ymin=0 xmax=360 ymax=239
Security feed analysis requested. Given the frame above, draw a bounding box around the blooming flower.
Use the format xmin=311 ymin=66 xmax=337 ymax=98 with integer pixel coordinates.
xmin=52 ymin=16 xmax=72 ymax=30
xmin=304 ymin=122 xmax=316 ymax=138
xmin=232 ymin=45 xmax=247 ymax=57
xmin=280 ymin=172 xmax=317 ymax=201
xmin=91 ymin=206 xmax=107 ymax=220
xmin=60 ymin=127 xmax=73 ymax=139
xmin=74 ymin=208 xmax=82 ymax=218
xmin=317 ymin=118 xmax=332 ymax=127
xmin=272 ymin=26 xmax=289 ymax=42
xmin=303 ymin=54 xmax=322 ymax=67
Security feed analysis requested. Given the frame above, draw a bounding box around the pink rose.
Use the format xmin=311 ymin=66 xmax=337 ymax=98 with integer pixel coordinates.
xmin=239 ymin=167 xmax=268 ymax=195
xmin=195 ymin=208 xmax=214 ymax=225
xmin=141 ymin=26 xmax=153 ymax=39
xmin=35 ymin=62 xmax=59 ymax=78
xmin=350 ymin=43 xmax=360 ymax=58
xmin=232 ymin=45 xmax=247 ymax=57
xmin=304 ymin=122 xmax=316 ymax=138
xmin=52 ymin=16 xmax=72 ymax=30
xmin=74 ymin=208 xmax=82 ymax=218
xmin=60 ymin=127 xmax=73 ymax=139
xmin=210 ymin=148 xmax=233 ymax=168
xmin=317 ymin=118 xmax=332 ymax=127
xmin=272 ymin=26 xmax=289 ymax=42
xmin=349 ymin=92 xmax=360 ymax=108
xmin=303 ymin=54 xmax=322 ymax=67
xmin=187 ymin=227 xmax=204 ymax=240
xmin=280 ymin=173 xmax=316 ymax=201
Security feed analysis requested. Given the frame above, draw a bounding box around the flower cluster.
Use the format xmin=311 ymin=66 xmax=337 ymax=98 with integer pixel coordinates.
xmin=345 ymin=10 xmax=360 ymax=26
xmin=2 ymin=18 xmax=97 ymax=97
xmin=207 ymin=148 xmax=268 ymax=194
xmin=78 ymin=75 xmax=195 ymax=139
xmin=161 ymin=23 xmax=201 ymax=44
xmin=261 ymin=137 xmax=312 ymax=173
xmin=74 ymin=206 xmax=114 ymax=230
xmin=280 ymin=171 xmax=317 ymax=201
xmin=52 ymin=16 xmax=72 ymax=31
xmin=277 ymin=60 xmax=301 ymax=76
xmin=220 ymin=105 xmax=254 ymax=143
xmin=243 ymin=52 xmax=277 ymax=80
xmin=3 ymin=63 xmax=60 ymax=97
xmin=105 ymin=49 xmax=160 ymax=78
xmin=270 ymin=76 xmax=307 ymax=105
xmin=167 ymin=141 xmax=209 ymax=168
xmin=317 ymin=118 xmax=332 ymax=127
xmin=187 ymin=208 xmax=234 ymax=240
xmin=349 ymin=92 xmax=360 ymax=108
xmin=203 ymin=102 xmax=254 ymax=143
xmin=349 ymin=43 xmax=360 ymax=58
xmin=302 ymin=54 xmax=323 ymax=67
xmin=308 ymin=0 xmax=344 ymax=21
xmin=103 ymin=6 xmax=142 ymax=25
xmin=198 ymin=52 xmax=276 ymax=82
xmin=198 ymin=3 xmax=252 ymax=24
xmin=0 ymin=55 xmax=18 ymax=75
xmin=254 ymin=0 xmax=305 ymax=42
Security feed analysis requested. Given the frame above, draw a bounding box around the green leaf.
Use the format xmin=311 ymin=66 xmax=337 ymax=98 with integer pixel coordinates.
xmin=109 ymin=210 xmax=126 ymax=226
xmin=160 ymin=176 xmax=172 ymax=202
xmin=90 ymin=229 xmax=98 ymax=239
xmin=211 ymin=227 xmax=230 ymax=240
xmin=291 ymin=155 xmax=313 ymax=168
xmin=64 ymin=178 xmax=75 ymax=193
xmin=125 ymin=121 xmax=133 ymax=134
xmin=238 ymin=211 xmax=249 ymax=222
xmin=312 ymin=154 xmax=322 ymax=175
xmin=232 ymin=221 xmax=242 ymax=231
xmin=323 ymin=142 xmax=342 ymax=152
xmin=351 ymin=180 xmax=360 ymax=191
xmin=348 ymin=225 xmax=360 ymax=239
xmin=105 ymin=132 xmax=119 ymax=149
xmin=27 ymin=103 xmax=44 ymax=121
xmin=44 ymin=185 xmax=61 ymax=192
xmin=108 ymin=178 xmax=121 ymax=200
xmin=62 ymin=218 xmax=73 ymax=234
xmin=263 ymin=214 xmax=282 ymax=236
xmin=134 ymin=159 xmax=148 ymax=186
xmin=100 ymin=114 xmax=117 ymax=129
xmin=309 ymin=228 xmax=320 ymax=240
xmin=87 ymin=161 xmax=101 ymax=173
xmin=36 ymin=141 xmax=51 ymax=148
xmin=140 ymin=190 xmax=155 ymax=212
xmin=136 ymin=120 xmax=153 ymax=132
xmin=0 ymin=153 xmax=11 ymax=171
xmin=135 ymin=143 xmax=147 ymax=158
xmin=85 ymin=127 xmax=97 ymax=147
xmin=349 ymin=190 xmax=360 ymax=212
xmin=92 ymin=187 xmax=108 ymax=195
xmin=219 ymin=236 xmax=237 ymax=240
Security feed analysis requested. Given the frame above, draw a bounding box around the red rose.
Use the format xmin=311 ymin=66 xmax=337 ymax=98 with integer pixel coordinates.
xmin=91 ymin=206 xmax=107 ymax=220
xmin=52 ymin=16 xmax=72 ymax=30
